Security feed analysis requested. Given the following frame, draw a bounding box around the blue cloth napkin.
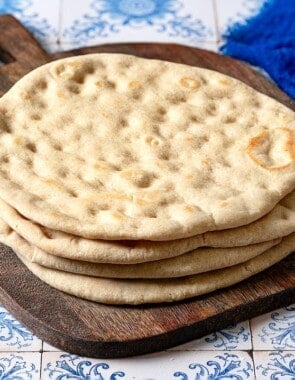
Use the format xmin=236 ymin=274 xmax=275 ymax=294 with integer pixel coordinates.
xmin=220 ymin=0 xmax=295 ymax=99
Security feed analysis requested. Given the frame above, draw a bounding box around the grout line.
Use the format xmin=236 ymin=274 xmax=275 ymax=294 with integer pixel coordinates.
xmin=39 ymin=351 xmax=43 ymax=380
xmin=249 ymin=318 xmax=255 ymax=352
xmin=0 ymin=350 xmax=41 ymax=353
xmin=252 ymin=350 xmax=258 ymax=380
xmin=212 ymin=0 xmax=220 ymax=42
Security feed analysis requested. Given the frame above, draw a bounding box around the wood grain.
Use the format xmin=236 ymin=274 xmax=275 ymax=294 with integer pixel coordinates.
xmin=0 ymin=15 xmax=294 ymax=358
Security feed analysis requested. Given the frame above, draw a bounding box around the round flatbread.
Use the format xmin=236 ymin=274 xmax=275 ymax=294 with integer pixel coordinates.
xmin=0 ymin=192 xmax=293 ymax=263
xmin=15 ymin=234 xmax=295 ymax=304
xmin=0 ymin=218 xmax=279 ymax=278
xmin=0 ymin=54 xmax=294 ymax=240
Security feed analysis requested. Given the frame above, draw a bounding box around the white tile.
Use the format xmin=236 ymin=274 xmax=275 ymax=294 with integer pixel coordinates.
xmin=41 ymin=350 xmax=254 ymax=380
xmin=42 ymin=341 xmax=61 ymax=352
xmin=251 ymin=304 xmax=295 ymax=350
xmin=0 ymin=352 xmax=41 ymax=380
xmin=190 ymin=41 xmax=219 ymax=52
xmin=42 ymin=43 xmax=63 ymax=54
xmin=27 ymin=0 xmax=60 ymax=43
xmin=215 ymin=0 xmax=264 ymax=38
xmin=61 ymin=0 xmax=216 ymax=49
xmin=254 ymin=351 xmax=295 ymax=379
xmin=0 ymin=305 xmax=42 ymax=352
xmin=169 ymin=321 xmax=252 ymax=351
xmin=0 ymin=0 xmax=60 ymax=44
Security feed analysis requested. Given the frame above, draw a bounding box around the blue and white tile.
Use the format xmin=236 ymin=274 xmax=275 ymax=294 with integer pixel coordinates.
xmin=60 ymin=0 xmax=216 ymax=49
xmin=169 ymin=321 xmax=252 ymax=351
xmin=0 ymin=352 xmax=41 ymax=379
xmin=215 ymin=0 xmax=264 ymax=39
xmin=41 ymin=350 xmax=254 ymax=380
xmin=0 ymin=0 xmax=60 ymax=44
xmin=254 ymin=351 xmax=295 ymax=379
xmin=251 ymin=304 xmax=295 ymax=350
xmin=42 ymin=341 xmax=60 ymax=352
xmin=25 ymin=0 xmax=60 ymax=43
xmin=41 ymin=43 xmax=63 ymax=55
xmin=0 ymin=305 xmax=42 ymax=351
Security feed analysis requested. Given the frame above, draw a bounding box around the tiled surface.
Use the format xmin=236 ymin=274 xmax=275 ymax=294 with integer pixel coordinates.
xmin=168 ymin=321 xmax=252 ymax=351
xmin=0 ymin=352 xmax=41 ymax=379
xmin=0 ymin=305 xmax=42 ymax=352
xmin=251 ymin=305 xmax=295 ymax=351
xmin=254 ymin=351 xmax=295 ymax=379
xmin=0 ymin=302 xmax=293 ymax=379
xmin=41 ymin=351 xmax=255 ymax=379
xmin=60 ymin=0 xmax=216 ymax=47
xmin=0 ymin=1 xmax=293 ymax=379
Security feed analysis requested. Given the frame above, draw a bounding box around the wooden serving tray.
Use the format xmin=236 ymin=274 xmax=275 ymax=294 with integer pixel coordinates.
xmin=0 ymin=15 xmax=294 ymax=358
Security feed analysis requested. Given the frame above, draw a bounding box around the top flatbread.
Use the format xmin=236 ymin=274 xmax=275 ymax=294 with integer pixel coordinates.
xmin=0 ymin=54 xmax=294 ymax=240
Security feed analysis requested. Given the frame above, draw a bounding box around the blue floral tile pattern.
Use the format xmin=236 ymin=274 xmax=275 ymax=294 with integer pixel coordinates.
xmin=0 ymin=0 xmax=58 ymax=42
xmin=251 ymin=304 xmax=295 ymax=350
xmin=63 ymin=0 xmax=211 ymax=44
xmin=203 ymin=324 xmax=250 ymax=350
xmin=44 ymin=354 xmax=125 ymax=379
xmin=169 ymin=321 xmax=251 ymax=351
xmin=0 ymin=353 xmax=39 ymax=379
xmin=42 ymin=351 xmax=254 ymax=380
xmin=173 ymin=353 xmax=253 ymax=379
xmin=255 ymin=351 xmax=295 ymax=380
xmin=258 ymin=305 xmax=295 ymax=350
xmin=0 ymin=305 xmax=41 ymax=351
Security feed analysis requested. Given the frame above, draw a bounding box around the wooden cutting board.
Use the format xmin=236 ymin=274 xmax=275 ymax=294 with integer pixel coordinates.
xmin=0 ymin=15 xmax=294 ymax=358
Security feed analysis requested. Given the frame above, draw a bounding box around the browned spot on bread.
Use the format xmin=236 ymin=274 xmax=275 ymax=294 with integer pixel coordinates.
xmin=95 ymin=80 xmax=115 ymax=88
xmin=137 ymin=191 xmax=162 ymax=202
xmin=184 ymin=135 xmax=194 ymax=142
xmin=111 ymin=211 xmax=126 ymax=220
xmin=101 ymin=111 xmax=113 ymax=119
xmin=134 ymin=197 xmax=152 ymax=206
xmin=57 ymin=90 xmax=68 ymax=98
xmin=183 ymin=205 xmax=195 ymax=213
xmin=247 ymin=128 xmax=295 ymax=170
xmin=93 ymin=162 xmax=112 ymax=171
xmin=202 ymin=156 xmax=211 ymax=165
xmin=13 ymin=137 xmax=23 ymax=146
xmin=43 ymin=179 xmax=63 ymax=189
xmin=49 ymin=211 xmax=64 ymax=219
xmin=128 ymin=81 xmax=141 ymax=89
xmin=219 ymin=78 xmax=231 ymax=86
xmin=121 ymin=169 xmax=152 ymax=188
xmin=179 ymin=76 xmax=200 ymax=89
xmin=37 ymin=80 xmax=48 ymax=90
xmin=21 ymin=92 xmax=32 ymax=100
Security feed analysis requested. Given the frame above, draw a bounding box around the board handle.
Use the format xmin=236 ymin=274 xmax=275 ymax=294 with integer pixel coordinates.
xmin=0 ymin=15 xmax=50 ymax=96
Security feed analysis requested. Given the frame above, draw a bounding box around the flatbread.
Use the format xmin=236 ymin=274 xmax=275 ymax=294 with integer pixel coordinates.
xmin=0 ymin=192 xmax=293 ymax=263
xmin=0 ymin=54 xmax=294 ymax=240
xmin=15 ymin=233 xmax=295 ymax=304
xmin=0 ymin=218 xmax=279 ymax=278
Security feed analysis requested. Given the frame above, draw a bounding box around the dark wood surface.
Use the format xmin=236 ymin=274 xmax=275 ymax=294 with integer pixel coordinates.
xmin=0 ymin=15 xmax=294 ymax=358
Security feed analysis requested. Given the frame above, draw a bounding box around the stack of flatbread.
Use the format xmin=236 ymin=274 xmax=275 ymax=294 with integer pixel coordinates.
xmin=0 ymin=53 xmax=294 ymax=304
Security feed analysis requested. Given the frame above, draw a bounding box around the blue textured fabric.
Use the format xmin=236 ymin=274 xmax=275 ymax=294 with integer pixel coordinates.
xmin=220 ymin=0 xmax=295 ymax=99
